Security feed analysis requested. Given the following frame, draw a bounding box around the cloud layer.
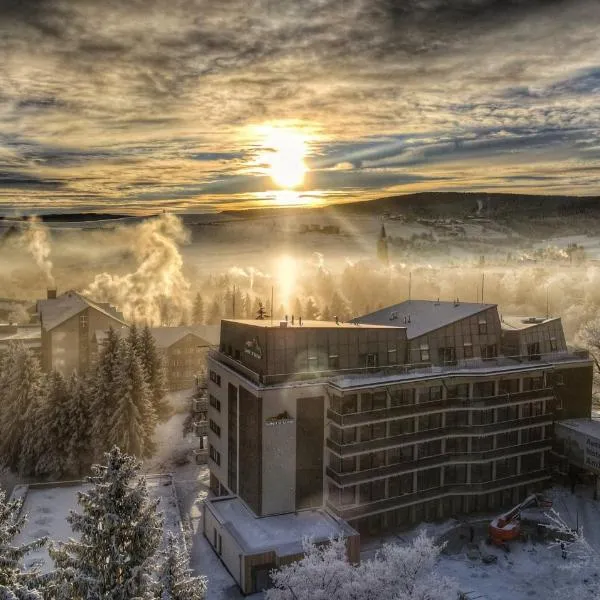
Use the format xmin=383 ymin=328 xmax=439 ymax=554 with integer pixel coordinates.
xmin=1 ymin=0 xmax=600 ymax=212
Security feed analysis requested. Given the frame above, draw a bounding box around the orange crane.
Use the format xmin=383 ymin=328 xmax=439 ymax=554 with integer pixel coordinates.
xmin=489 ymin=494 xmax=552 ymax=547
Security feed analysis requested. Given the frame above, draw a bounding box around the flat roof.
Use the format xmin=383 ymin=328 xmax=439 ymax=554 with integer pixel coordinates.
xmin=206 ymin=496 xmax=356 ymax=556
xmin=353 ymin=300 xmax=496 ymax=339
xmin=223 ymin=319 xmax=399 ymax=330
xmin=501 ymin=316 xmax=560 ymax=331
xmin=556 ymin=418 xmax=600 ymax=439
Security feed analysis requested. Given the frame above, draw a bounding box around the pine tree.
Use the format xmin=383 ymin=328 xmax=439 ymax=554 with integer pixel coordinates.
xmin=139 ymin=325 xmax=169 ymax=421
xmin=50 ymin=448 xmax=163 ymax=600
xmin=330 ymin=292 xmax=349 ymax=322
xmin=66 ymin=373 xmax=92 ymax=477
xmin=192 ymin=293 xmax=204 ymax=325
xmin=206 ymin=299 xmax=221 ymax=325
xmin=109 ymin=342 xmax=157 ymax=458
xmin=293 ymin=298 xmax=302 ymax=319
xmin=35 ymin=370 xmax=72 ymax=478
xmin=243 ymin=293 xmax=252 ymax=319
xmin=90 ymin=328 xmax=122 ymax=460
xmin=0 ymin=489 xmax=47 ymax=598
xmin=321 ymin=305 xmax=332 ymax=321
xmin=0 ymin=343 xmax=44 ymax=472
xmin=154 ymin=533 xmax=207 ymax=600
xmin=304 ymin=298 xmax=318 ymax=320
xmin=256 ymin=302 xmax=268 ymax=320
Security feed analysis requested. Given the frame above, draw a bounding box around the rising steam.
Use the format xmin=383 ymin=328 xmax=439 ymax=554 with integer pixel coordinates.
xmin=24 ymin=216 xmax=55 ymax=287
xmin=84 ymin=214 xmax=191 ymax=325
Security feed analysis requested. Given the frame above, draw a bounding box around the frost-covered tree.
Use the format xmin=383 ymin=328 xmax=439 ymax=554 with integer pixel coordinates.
xmin=91 ymin=328 xmax=122 ymax=459
xmin=66 ymin=373 xmax=92 ymax=477
xmin=34 ymin=370 xmax=72 ymax=478
xmin=0 ymin=343 xmax=44 ymax=473
xmin=293 ymin=298 xmax=302 ymax=319
xmin=108 ymin=342 xmax=157 ymax=458
xmin=0 ymin=489 xmax=47 ymax=599
xmin=192 ymin=294 xmax=204 ymax=325
xmin=304 ymin=298 xmax=318 ymax=321
xmin=153 ymin=533 xmax=207 ymax=600
xmin=206 ymin=299 xmax=221 ymax=325
xmin=139 ymin=326 xmax=169 ymax=421
xmin=267 ymin=533 xmax=455 ymax=600
xmin=50 ymin=447 xmax=163 ymax=600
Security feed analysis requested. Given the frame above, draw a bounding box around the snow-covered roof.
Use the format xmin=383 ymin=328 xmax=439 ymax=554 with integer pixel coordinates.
xmin=0 ymin=324 xmax=41 ymax=350
xmin=353 ymin=300 xmax=496 ymax=339
xmin=223 ymin=319 xmax=396 ymax=330
xmin=37 ymin=290 xmax=127 ymax=331
xmin=501 ymin=315 xmax=560 ymax=331
xmin=555 ymin=418 xmax=600 ymax=439
xmin=206 ymin=496 xmax=356 ymax=556
xmin=149 ymin=325 xmax=220 ymax=348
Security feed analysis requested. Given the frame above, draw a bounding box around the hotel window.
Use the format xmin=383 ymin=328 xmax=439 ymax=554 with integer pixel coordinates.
xmin=419 ymin=343 xmax=430 ymax=362
xmin=341 ymin=395 xmax=357 ymax=415
xmin=473 ymin=381 xmax=495 ymax=398
xmin=209 ymin=444 xmax=221 ymax=466
xmin=463 ymin=342 xmax=473 ymax=359
xmin=328 ymin=354 xmax=340 ymax=370
xmin=482 ymin=344 xmax=497 ymax=360
xmin=499 ymin=379 xmax=519 ymax=395
xmin=209 ymin=395 xmax=221 ymax=412
xmin=365 ymin=353 xmax=378 ymax=368
xmin=446 ymin=384 xmax=468 ymax=399
xmin=527 ymin=342 xmax=541 ymax=360
xmin=391 ymin=388 xmax=414 ymax=407
xmin=389 ymin=418 xmax=414 ymax=436
xmin=478 ymin=318 xmax=488 ymax=335
xmin=438 ymin=347 xmax=456 ymax=366
xmin=79 ymin=314 xmax=88 ymax=328
xmin=387 ymin=347 xmax=398 ymax=364
xmin=209 ymin=419 xmax=221 ymax=437
xmin=210 ymin=370 xmax=221 ymax=386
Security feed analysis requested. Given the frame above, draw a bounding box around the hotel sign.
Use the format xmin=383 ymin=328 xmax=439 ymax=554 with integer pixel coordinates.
xmin=585 ymin=437 xmax=600 ymax=471
xmin=244 ymin=337 xmax=263 ymax=360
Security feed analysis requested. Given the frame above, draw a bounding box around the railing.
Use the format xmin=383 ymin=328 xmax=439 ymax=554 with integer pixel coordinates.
xmin=208 ymin=349 xmax=590 ymax=387
xmin=193 ymin=421 xmax=208 ymax=436
xmin=327 ymin=388 xmax=553 ymax=427
xmin=326 ymin=414 xmax=553 ymax=456
xmin=193 ymin=398 xmax=209 ymax=412
xmin=326 ymin=439 xmax=551 ymax=486
xmin=327 ymin=469 xmax=551 ymax=521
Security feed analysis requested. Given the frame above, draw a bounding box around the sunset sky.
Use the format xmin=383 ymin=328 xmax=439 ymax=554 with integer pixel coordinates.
xmin=1 ymin=0 xmax=600 ymax=214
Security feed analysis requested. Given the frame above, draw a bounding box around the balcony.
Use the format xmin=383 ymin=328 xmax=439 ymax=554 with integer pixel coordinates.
xmin=326 ymin=439 xmax=551 ymax=486
xmin=327 ymin=469 xmax=550 ymax=521
xmin=193 ymin=398 xmax=209 ymax=413
xmin=326 ymin=414 xmax=553 ymax=456
xmin=327 ymin=388 xmax=554 ymax=427
xmin=193 ymin=421 xmax=208 ymax=436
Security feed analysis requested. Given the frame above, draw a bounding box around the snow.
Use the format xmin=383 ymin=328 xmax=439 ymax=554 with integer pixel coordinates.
xmin=207 ymin=496 xmax=354 ymax=555
xmin=11 ymin=475 xmax=183 ymax=574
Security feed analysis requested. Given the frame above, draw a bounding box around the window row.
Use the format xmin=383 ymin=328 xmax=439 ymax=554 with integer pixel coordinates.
xmin=209 ymin=444 xmax=221 ymax=466
xmin=210 ymin=370 xmax=221 ymax=386
xmin=209 ymin=394 xmax=221 ymax=412
xmin=209 ymin=419 xmax=221 ymax=437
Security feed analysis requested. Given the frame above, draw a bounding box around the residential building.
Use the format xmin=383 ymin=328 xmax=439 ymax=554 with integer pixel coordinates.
xmin=204 ymin=299 xmax=592 ymax=580
xmin=36 ymin=289 xmax=127 ymax=375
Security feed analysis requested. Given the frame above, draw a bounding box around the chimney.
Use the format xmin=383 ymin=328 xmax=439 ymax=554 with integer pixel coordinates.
xmin=47 ymin=289 xmax=57 ymax=300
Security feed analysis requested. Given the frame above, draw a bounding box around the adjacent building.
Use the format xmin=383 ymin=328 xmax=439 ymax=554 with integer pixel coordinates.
xmin=204 ymin=299 xmax=592 ymax=587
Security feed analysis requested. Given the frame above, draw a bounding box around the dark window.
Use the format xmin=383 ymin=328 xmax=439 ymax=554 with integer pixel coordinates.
xmin=521 ymin=426 xmax=543 ymax=443
xmin=389 ymin=418 xmax=414 ymax=436
xmin=391 ymin=388 xmax=414 ymax=407
xmin=418 ymin=413 xmax=442 ymax=431
xmin=472 ymin=463 xmax=492 ymax=483
xmin=496 ymin=431 xmax=518 ymax=449
xmin=209 ymin=444 xmax=221 ymax=466
xmin=210 ymin=370 xmax=221 ymax=386
xmin=497 ymin=405 xmax=518 ymax=423
xmin=388 ymin=348 xmax=398 ymax=364
xmin=361 ymin=393 xmax=373 ymax=412
xmin=478 ymin=318 xmax=488 ymax=334
xmin=388 ymin=473 xmax=413 ymax=497
xmin=340 ymin=486 xmax=355 ymax=505
xmin=445 ymin=464 xmax=467 ymax=484
xmin=482 ymin=344 xmax=497 ymax=360
xmin=330 ymin=396 xmax=342 ymax=413
xmin=550 ymin=337 xmax=558 ymax=352
xmin=473 ymin=381 xmax=495 ymax=398
xmin=532 ymin=401 xmax=544 ymax=416
xmin=473 ymin=409 xmax=494 ymax=425
xmin=373 ymin=392 xmax=387 ymax=410
xmin=463 ymin=342 xmax=473 ymax=359
xmin=418 ymin=440 xmax=442 ymax=458
xmin=522 ymin=452 xmax=542 ymax=473
xmin=342 ymin=427 xmax=357 ymax=444
xmin=446 ymin=384 xmax=469 ymax=399
xmin=387 ymin=446 xmax=412 ymax=464
xmin=342 ymin=395 xmax=357 ymax=414
xmin=496 ymin=457 xmax=518 ymax=479
xmin=523 ymin=376 xmax=544 ymax=391
xmin=419 ymin=343 xmax=430 ymax=362
xmin=472 ymin=435 xmax=493 ymax=452
xmin=446 ymin=436 xmax=469 ymax=453
xmin=209 ymin=395 xmax=221 ymax=412
xmin=499 ymin=379 xmax=519 ymax=394
xmin=359 ymin=451 xmax=386 ymax=471
xmin=209 ymin=419 xmax=221 ymax=437
xmin=328 ymin=355 xmax=340 ymax=370
xmin=527 ymin=342 xmax=541 ymax=360
xmin=438 ymin=346 xmax=456 ymax=365
xmin=445 ymin=410 xmax=468 ymax=427
xmin=417 ymin=468 xmax=441 ymax=492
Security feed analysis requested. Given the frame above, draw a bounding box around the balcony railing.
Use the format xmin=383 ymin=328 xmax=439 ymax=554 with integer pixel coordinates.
xmin=327 ymin=469 xmax=550 ymax=521
xmin=193 ymin=421 xmax=208 ymax=436
xmin=326 ymin=414 xmax=553 ymax=456
xmin=193 ymin=398 xmax=209 ymax=413
xmin=327 ymin=388 xmax=554 ymax=427
xmin=326 ymin=439 xmax=551 ymax=486
xmin=209 ymin=349 xmax=589 ymax=387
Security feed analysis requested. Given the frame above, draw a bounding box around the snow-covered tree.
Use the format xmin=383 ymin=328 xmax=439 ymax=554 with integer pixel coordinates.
xmin=90 ymin=328 xmax=122 ymax=459
xmin=304 ymin=298 xmax=318 ymax=321
xmin=153 ymin=533 xmax=207 ymax=600
xmin=293 ymin=298 xmax=302 ymax=319
xmin=192 ymin=294 xmax=204 ymax=325
xmin=108 ymin=342 xmax=157 ymax=458
xmin=65 ymin=373 xmax=92 ymax=477
xmin=0 ymin=488 xmax=47 ymax=599
xmin=0 ymin=343 xmax=44 ymax=473
xmin=34 ymin=370 xmax=72 ymax=478
xmin=138 ymin=326 xmax=169 ymax=421
xmin=206 ymin=299 xmax=221 ymax=325
xmin=243 ymin=293 xmax=252 ymax=319
xmin=267 ymin=533 xmax=455 ymax=600
xmin=50 ymin=447 xmax=163 ymax=600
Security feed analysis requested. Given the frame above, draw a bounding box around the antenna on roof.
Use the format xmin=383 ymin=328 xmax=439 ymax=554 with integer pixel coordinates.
xmin=408 ymin=272 xmax=412 ymax=303
xmin=546 ymin=285 xmax=550 ymax=319
xmin=481 ymin=273 xmax=485 ymax=304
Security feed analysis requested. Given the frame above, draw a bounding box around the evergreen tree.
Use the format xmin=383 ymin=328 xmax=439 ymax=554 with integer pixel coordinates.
xmin=154 ymin=533 xmax=207 ymax=600
xmin=321 ymin=305 xmax=332 ymax=321
xmin=255 ymin=302 xmax=268 ymax=320
xmin=108 ymin=342 xmax=157 ymax=458
xmin=90 ymin=328 xmax=122 ymax=460
xmin=128 ymin=323 xmax=142 ymax=358
xmin=293 ymin=298 xmax=302 ymax=319
xmin=330 ymin=292 xmax=349 ymax=322
xmin=0 ymin=489 xmax=47 ymax=599
xmin=0 ymin=343 xmax=43 ymax=472
xmin=35 ymin=370 xmax=72 ymax=478
xmin=50 ymin=448 xmax=163 ymax=600
xmin=223 ymin=288 xmax=233 ymax=319
xmin=206 ymin=299 xmax=221 ymax=325
xmin=192 ymin=293 xmax=204 ymax=325
xmin=139 ymin=325 xmax=169 ymax=421
xmin=304 ymin=298 xmax=318 ymax=320
xmin=243 ymin=293 xmax=252 ymax=319
xmin=66 ymin=373 xmax=92 ymax=477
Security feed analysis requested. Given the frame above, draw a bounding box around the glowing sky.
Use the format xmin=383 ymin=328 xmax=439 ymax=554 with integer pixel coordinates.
xmin=1 ymin=0 xmax=600 ymax=214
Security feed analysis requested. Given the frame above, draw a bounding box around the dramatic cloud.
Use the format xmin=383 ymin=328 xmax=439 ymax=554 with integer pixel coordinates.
xmin=1 ymin=0 xmax=599 ymax=212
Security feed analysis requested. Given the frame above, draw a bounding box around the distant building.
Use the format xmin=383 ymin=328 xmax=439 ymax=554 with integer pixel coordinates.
xmin=36 ymin=289 xmax=127 ymax=376
xmin=204 ymin=299 xmax=592 ymax=584
xmin=377 ymin=223 xmax=389 ymax=264
xmin=0 ymin=324 xmax=41 ymax=358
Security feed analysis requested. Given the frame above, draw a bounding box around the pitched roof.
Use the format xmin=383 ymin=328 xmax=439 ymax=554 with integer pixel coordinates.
xmin=38 ymin=290 xmax=127 ymax=331
xmin=149 ymin=325 xmax=220 ymax=348
xmin=501 ymin=315 xmax=560 ymax=331
xmin=353 ymin=300 xmax=496 ymax=339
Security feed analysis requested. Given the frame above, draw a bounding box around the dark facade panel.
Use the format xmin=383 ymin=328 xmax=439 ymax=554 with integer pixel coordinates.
xmin=228 ymin=383 xmax=238 ymax=494
xmin=239 ymin=386 xmax=262 ymax=514
xmin=296 ymin=396 xmax=325 ymax=510
xmin=554 ymin=365 xmax=593 ymax=419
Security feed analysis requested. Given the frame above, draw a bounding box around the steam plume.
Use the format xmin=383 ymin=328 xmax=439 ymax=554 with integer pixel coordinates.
xmin=84 ymin=214 xmax=191 ymax=325
xmin=24 ymin=217 xmax=55 ymax=287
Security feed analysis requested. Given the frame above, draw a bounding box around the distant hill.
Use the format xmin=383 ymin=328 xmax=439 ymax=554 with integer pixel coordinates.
xmin=0 ymin=213 xmax=134 ymax=223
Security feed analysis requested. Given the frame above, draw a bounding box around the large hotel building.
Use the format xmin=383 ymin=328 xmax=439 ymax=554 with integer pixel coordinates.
xmin=203 ymin=300 xmax=592 ymax=592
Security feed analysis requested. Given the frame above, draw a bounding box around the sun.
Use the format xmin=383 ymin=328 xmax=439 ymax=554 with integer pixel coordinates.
xmin=262 ymin=128 xmax=307 ymax=189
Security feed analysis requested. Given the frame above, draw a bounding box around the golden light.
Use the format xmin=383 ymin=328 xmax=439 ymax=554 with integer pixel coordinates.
xmin=262 ymin=127 xmax=307 ymax=189
xmin=276 ymin=254 xmax=297 ymax=311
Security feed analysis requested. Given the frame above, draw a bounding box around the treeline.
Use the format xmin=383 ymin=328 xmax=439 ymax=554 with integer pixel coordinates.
xmin=0 ymin=324 xmax=168 ymax=479
xmin=0 ymin=447 xmax=206 ymax=599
